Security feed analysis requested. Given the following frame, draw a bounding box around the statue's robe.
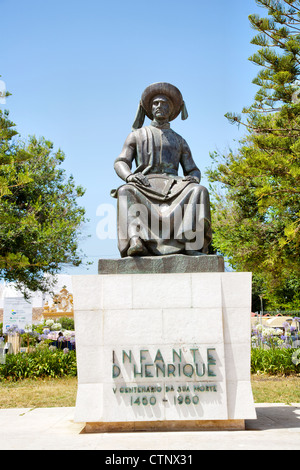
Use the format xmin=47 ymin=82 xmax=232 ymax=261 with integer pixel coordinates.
xmin=111 ymin=123 xmax=212 ymax=258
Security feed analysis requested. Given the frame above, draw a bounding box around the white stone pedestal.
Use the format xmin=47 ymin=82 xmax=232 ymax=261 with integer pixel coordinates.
xmin=72 ymin=271 xmax=256 ymax=432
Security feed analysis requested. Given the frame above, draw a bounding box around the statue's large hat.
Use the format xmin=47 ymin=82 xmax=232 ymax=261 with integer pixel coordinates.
xmin=132 ymin=82 xmax=188 ymax=130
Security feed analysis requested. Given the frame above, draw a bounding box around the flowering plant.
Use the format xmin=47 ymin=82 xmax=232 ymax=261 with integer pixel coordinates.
xmin=252 ymin=318 xmax=300 ymax=350
xmin=3 ymin=318 xmax=75 ymax=353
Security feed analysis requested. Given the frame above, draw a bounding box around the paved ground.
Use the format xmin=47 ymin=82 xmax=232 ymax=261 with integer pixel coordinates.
xmin=0 ymin=404 xmax=299 ymax=450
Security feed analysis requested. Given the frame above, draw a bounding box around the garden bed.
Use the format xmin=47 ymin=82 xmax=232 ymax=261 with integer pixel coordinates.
xmin=0 ymin=349 xmax=77 ymax=380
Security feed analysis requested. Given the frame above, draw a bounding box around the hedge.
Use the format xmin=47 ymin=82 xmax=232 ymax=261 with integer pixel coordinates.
xmin=251 ymin=348 xmax=300 ymax=375
xmin=0 ymin=349 xmax=77 ymax=381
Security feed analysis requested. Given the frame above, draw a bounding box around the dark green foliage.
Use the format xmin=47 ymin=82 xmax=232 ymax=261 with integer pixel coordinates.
xmin=251 ymin=347 xmax=300 ymax=375
xmin=57 ymin=316 xmax=75 ymax=331
xmin=0 ymin=349 xmax=77 ymax=381
xmin=0 ymin=100 xmax=87 ymax=295
xmin=206 ymin=1 xmax=300 ymax=310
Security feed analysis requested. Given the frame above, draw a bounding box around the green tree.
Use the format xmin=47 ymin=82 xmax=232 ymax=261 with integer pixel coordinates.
xmin=0 ymin=98 xmax=86 ymax=295
xmin=0 ymin=109 xmax=33 ymax=197
xmin=206 ymin=0 xmax=300 ymax=310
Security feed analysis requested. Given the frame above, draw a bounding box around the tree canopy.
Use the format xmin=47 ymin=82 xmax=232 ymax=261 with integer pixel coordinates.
xmin=0 ymin=93 xmax=87 ymax=295
xmin=206 ymin=0 xmax=300 ymax=310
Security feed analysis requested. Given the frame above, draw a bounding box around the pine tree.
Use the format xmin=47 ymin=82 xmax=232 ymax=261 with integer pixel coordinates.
xmin=0 ymin=109 xmax=32 ymax=197
xmin=207 ymin=0 xmax=300 ymax=310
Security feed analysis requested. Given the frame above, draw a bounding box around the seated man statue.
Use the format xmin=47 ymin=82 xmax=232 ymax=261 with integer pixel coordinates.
xmin=111 ymin=82 xmax=212 ymax=258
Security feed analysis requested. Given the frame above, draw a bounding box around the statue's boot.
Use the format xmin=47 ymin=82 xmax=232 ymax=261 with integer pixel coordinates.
xmin=127 ymin=237 xmax=148 ymax=256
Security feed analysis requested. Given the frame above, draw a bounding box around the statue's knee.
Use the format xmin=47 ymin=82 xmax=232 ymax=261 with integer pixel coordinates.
xmin=190 ymin=184 xmax=208 ymax=196
xmin=117 ymin=184 xmax=131 ymax=198
xmin=198 ymin=184 xmax=208 ymax=194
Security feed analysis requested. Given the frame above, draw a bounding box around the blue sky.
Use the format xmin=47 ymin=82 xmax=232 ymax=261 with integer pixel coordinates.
xmin=1 ymin=0 xmax=263 ymax=274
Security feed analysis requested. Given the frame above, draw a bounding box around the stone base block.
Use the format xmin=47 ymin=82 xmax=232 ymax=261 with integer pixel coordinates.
xmin=72 ymin=270 xmax=256 ymax=429
xmin=98 ymin=254 xmax=224 ymax=274
xmin=83 ymin=419 xmax=245 ymax=433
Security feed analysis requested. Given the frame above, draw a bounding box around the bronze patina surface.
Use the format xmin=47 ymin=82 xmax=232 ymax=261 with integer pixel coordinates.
xmin=112 ymin=82 xmax=212 ymax=258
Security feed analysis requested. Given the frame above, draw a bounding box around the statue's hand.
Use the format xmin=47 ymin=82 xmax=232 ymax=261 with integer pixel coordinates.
xmin=182 ymin=175 xmax=200 ymax=184
xmin=126 ymin=173 xmax=150 ymax=186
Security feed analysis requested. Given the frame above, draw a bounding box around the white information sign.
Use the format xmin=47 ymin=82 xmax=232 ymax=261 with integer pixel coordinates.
xmin=3 ymin=297 xmax=32 ymax=332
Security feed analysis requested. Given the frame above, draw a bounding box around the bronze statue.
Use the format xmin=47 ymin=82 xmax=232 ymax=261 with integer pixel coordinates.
xmin=111 ymin=82 xmax=212 ymax=258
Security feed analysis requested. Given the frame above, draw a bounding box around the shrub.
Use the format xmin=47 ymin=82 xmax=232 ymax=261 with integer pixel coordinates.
xmin=0 ymin=349 xmax=77 ymax=381
xmin=251 ymin=348 xmax=300 ymax=375
xmin=57 ymin=316 xmax=74 ymax=330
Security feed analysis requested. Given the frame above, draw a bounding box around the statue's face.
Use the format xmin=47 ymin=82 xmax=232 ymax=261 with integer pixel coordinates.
xmin=151 ymin=95 xmax=172 ymax=121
